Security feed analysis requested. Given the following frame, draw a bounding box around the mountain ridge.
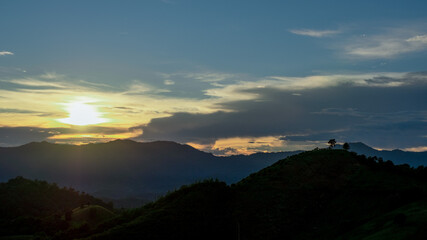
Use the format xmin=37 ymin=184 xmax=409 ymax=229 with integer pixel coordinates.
xmin=0 ymin=139 xmax=300 ymax=201
xmin=1 ymin=139 xmax=426 ymax=202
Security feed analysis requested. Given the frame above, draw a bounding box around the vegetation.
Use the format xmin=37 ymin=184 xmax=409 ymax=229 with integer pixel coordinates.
xmin=328 ymin=139 xmax=337 ymax=148
xmin=343 ymin=142 xmax=350 ymax=150
xmin=1 ymin=149 xmax=427 ymax=239
xmin=233 ymin=149 xmax=427 ymax=239
xmin=0 ymin=177 xmax=113 ymax=238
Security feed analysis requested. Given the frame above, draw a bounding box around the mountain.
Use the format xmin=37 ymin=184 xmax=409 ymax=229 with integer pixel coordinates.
xmin=0 ymin=140 xmax=300 ymax=201
xmin=1 ymin=139 xmax=425 ymax=203
xmin=63 ymin=149 xmax=427 ymax=240
xmin=337 ymin=142 xmax=427 ymax=166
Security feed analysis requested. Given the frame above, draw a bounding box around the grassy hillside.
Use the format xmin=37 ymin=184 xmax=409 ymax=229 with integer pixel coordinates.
xmin=75 ymin=149 xmax=427 ymax=240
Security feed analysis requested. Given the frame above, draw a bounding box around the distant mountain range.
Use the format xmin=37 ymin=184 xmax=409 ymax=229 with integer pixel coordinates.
xmin=0 ymin=140 xmax=426 ymax=202
xmin=335 ymin=142 xmax=427 ymax=167
xmin=0 ymin=139 xmax=299 ymax=201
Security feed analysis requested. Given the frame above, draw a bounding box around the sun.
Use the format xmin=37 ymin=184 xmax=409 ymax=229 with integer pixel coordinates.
xmin=58 ymin=98 xmax=109 ymax=126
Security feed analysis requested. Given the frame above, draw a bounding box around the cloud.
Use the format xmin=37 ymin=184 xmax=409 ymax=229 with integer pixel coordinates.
xmin=0 ymin=126 xmax=141 ymax=146
xmin=159 ymin=72 xmax=238 ymax=84
xmin=124 ymin=81 xmax=171 ymax=95
xmin=289 ymin=29 xmax=340 ymax=37
xmin=7 ymin=78 xmax=70 ymax=88
xmin=164 ymin=80 xmax=175 ymax=85
xmin=344 ymin=28 xmax=427 ymax=59
xmin=0 ymin=108 xmax=43 ymax=114
xmin=183 ymin=72 xmax=236 ymax=83
xmin=403 ymin=146 xmax=427 ymax=152
xmin=202 ymin=72 xmax=420 ymax=103
xmin=0 ymin=51 xmax=13 ymax=56
xmin=0 ymin=73 xmax=220 ymax=129
xmin=2 ymin=71 xmax=427 ymax=153
xmin=133 ymin=72 xmax=427 ymax=152
xmin=406 ymin=34 xmax=427 ymax=44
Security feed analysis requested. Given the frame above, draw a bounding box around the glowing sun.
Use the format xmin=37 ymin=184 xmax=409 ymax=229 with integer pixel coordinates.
xmin=58 ymin=98 xmax=109 ymax=126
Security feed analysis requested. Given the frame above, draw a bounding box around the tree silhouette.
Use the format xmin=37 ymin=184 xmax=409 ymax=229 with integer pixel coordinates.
xmin=328 ymin=139 xmax=336 ymax=149
xmin=343 ymin=142 xmax=350 ymax=150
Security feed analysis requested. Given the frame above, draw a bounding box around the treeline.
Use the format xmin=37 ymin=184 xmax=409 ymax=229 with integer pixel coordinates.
xmin=352 ymin=152 xmax=427 ymax=181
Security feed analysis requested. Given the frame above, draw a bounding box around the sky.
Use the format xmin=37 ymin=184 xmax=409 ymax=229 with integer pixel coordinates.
xmin=1 ymin=0 xmax=427 ymax=155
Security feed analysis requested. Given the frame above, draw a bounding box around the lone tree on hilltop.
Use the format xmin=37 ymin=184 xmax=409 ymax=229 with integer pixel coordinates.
xmin=343 ymin=142 xmax=350 ymax=150
xmin=328 ymin=139 xmax=336 ymax=149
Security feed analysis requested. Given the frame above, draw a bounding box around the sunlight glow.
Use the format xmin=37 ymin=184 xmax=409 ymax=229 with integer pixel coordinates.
xmin=58 ymin=98 xmax=109 ymax=126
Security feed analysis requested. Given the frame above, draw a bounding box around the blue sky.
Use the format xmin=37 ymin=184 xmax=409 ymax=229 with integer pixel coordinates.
xmin=1 ymin=0 xmax=427 ymax=154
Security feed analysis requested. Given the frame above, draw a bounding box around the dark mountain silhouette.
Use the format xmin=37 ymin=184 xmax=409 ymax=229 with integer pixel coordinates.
xmin=1 ymin=140 xmax=425 ymax=204
xmin=0 ymin=177 xmax=112 ymax=237
xmin=59 ymin=149 xmax=427 ymax=240
xmin=336 ymin=142 xmax=427 ymax=166
xmin=0 ymin=139 xmax=300 ymax=201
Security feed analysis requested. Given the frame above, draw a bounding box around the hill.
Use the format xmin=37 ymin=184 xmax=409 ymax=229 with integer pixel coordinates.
xmin=70 ymin=205 xmax=116 ymax=229
xmin=62 ymin=149 xmax=427 ymax=240
xmin=0 ymin=177 xmax=112 ymax=238
xmin=0 ymin=140 xmax=300 ymax=201
xmin=233 ymin=149 xmax=427 ymax=239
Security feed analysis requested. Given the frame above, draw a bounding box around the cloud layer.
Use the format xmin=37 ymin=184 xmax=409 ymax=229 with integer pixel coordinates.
xmin=1 ymin=71 xmax=427 ymax=154
xmin=132 ymin=72 xmax=427 ymax=153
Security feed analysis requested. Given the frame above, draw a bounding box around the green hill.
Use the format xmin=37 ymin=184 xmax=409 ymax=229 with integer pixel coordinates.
xmin=233 ymin=149 xmax=427 ymax=239
xmin=74 ymin=149 xmax=427 ymax=240
xmin=0 ymin=177 xmax=113 ymax=238
xmin=70 ymin=205 xmax=116 ymax=228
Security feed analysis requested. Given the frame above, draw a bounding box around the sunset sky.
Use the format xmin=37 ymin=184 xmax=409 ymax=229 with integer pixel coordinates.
xmin=1 ymin=0 xmax=427 ymax=155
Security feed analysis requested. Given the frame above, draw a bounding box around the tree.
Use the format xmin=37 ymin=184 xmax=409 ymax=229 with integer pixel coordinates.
xmin=343 ymin=142 xmax=350 ymax=150
xmin=328 ymin=139 xmax=336 ymax=149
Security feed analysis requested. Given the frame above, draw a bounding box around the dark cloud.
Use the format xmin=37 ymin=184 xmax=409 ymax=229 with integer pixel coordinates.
xmin=0 ymin=126 xmax=133 ymax=147
xmin=134 ymin=76 xmax=427 ymax=149
xmin=0 ymin=127 xmax=55 ymax=146
xmin=0 ymin=108 xmax=43 ymax=114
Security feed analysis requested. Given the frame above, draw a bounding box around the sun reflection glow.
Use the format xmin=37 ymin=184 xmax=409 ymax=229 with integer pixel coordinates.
xmin=58 ymin=98 xmax=109 ymax=126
